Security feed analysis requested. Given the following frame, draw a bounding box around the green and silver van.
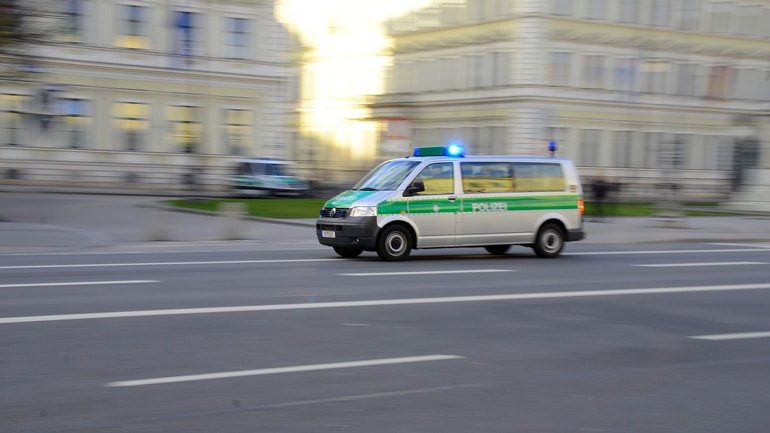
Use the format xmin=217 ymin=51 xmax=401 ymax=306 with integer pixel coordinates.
xmin=232 ymin=158 xmax=310 ymax=197
xmin=316 ymin=145 xmax=585 ymax=261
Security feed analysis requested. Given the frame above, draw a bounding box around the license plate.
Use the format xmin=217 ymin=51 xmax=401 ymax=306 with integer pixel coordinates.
xmin=321 ymin=230 xmax=336 ymax=238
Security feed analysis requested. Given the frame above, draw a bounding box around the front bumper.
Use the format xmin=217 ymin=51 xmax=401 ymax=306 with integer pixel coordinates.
xmin=566 ymin=228 xmax=585 ymax=242
xmin=316 ymin=216 xmax=379 ymax=250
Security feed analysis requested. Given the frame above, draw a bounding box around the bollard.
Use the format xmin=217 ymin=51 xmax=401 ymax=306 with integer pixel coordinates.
xmin=219 ymin=202 xmax=247 ymax=240
xmin=146 ymin=211 xmax=174 ymax=241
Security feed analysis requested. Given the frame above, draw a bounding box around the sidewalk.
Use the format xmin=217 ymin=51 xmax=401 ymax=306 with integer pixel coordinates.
xmin=1 ymin=192 xmax=769 ymax=254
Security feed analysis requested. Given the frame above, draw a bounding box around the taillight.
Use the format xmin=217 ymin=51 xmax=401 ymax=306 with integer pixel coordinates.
xmin=577 ymin=199 xmax=585 ymax=215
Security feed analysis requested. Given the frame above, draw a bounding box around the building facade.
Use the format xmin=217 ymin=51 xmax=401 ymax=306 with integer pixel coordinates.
xmin=1 ymin=0 xmax=298 ymax=193
xmin=373 ymin=0 xmax=770 ymax=200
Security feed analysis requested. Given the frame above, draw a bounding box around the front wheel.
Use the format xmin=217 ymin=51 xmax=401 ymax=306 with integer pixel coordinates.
xmin=376 ymin=225 xmax=412 ymax=261
xmin=333 ymin=246 xmax=363 ymax=258
xmin=533 ymin=223 xmax=564 ymax=258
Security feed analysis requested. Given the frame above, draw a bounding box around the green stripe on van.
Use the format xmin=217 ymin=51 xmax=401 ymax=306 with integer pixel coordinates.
xmin=378 ymin=194 xmax=580 ymax=215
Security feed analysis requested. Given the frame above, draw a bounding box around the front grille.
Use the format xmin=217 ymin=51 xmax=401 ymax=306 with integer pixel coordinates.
xmin=317 ymin=224 xmax=342 ymax=231
xmin=320 ymin=208 xmax=348 ymax=218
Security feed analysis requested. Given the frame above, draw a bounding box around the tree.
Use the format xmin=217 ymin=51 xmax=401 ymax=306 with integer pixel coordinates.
xmin=0 ymin=0 xmax=62 ymax=78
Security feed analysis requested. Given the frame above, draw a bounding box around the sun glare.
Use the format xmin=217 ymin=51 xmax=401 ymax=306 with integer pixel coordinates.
xmin=276 ymin=0 xmax=433 ymax=162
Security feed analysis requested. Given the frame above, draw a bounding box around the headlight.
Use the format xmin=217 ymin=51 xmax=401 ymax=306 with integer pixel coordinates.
xmin=349 ymin=206 xmax=377 ymax=217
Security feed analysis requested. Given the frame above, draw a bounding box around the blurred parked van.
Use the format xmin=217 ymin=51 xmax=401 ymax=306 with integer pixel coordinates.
xmin=231 ymin=158 xmax=310 ymax=197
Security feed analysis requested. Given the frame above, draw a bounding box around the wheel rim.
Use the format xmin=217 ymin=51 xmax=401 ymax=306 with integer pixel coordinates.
xmin=541 ymin=229 xmax=562 ymax=254
xmin=385 ymin=231 xmax=407 ymax=257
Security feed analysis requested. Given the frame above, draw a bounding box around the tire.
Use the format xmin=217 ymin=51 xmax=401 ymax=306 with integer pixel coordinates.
xmin=333 ymin=246 xmax=363 ymax=258
xmin=533 ymin=223 xmax=564 ymax=258
xmin=376 ymin=224 xmax=412 ymax=261
xmin=484 ymin=245 xmax=511 ymax=255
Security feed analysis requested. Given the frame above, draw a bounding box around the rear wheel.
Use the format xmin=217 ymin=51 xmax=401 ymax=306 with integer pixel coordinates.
xmin=533 ymin=223 xmax=564 ymax=258
xmin=333 ymin=246 xmax=363 ymax=258
xmin=484 ymin=245 xmax=510 ymax=255
xmin=376 ymin=225 xmax=412 ymax=261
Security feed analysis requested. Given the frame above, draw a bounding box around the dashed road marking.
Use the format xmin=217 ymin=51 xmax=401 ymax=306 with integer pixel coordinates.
xmin=106 ymin=354 xmax=463 ymax=387
xmin=3 ymin=283 xmax=770 ymax=325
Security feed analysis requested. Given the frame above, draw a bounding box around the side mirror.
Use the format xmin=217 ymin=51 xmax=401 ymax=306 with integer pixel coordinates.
xmin=405 ymin=180 xmax=425 ymax=196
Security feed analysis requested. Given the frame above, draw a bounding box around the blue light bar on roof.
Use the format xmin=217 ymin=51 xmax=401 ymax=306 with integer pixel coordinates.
xmin=413 ymin=145 xmax=466 ymax=157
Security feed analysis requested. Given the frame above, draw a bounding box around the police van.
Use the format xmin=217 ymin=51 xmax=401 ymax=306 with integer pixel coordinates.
xmin=231 ymin=158 xmax=310 ymax=197
xmin=316 ymin=145 xmax=585 ymax=261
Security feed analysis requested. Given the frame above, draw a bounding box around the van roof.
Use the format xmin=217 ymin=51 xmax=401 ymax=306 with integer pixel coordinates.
xmin=402 ymin=155 xmax=573 ymax=163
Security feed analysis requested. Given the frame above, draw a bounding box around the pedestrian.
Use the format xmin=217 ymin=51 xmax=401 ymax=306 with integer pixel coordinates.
xmin=591 ymin=177 xmax=608 ymax=220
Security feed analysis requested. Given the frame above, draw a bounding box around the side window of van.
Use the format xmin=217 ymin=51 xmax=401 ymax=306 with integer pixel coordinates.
xmin=237 ymin=162 xmax=252 ymax=176
xmin=512 ymin=162 xmax=565 ymax=192
xmin=460 ymin=162 xmax=514 ymax=193
xmin=415 ymin=162 xmax=454 ymax=195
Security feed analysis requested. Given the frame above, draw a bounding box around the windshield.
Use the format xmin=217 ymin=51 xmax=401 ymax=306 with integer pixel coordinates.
xmin=264 ymin=163 xmax=291 ymax=176
xmin=352 ymin=160 xmax=420 ymax=191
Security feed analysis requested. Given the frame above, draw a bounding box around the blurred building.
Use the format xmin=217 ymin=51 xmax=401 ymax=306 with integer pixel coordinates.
xmin=0 ymin=0 xmax=298 ymax=193
xmin=374 ymin=0 xmax=770 ymax=202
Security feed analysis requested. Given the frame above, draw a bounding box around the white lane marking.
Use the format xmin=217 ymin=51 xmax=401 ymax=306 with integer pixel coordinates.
xmin=340 ymin=269 xmax=513 ymax=277
xmin=707 ymin=243 xmax=770 ymax=249
xmin=3 ymin=283 xmax=770 ymax=325
xmin=636 ymin=262 xmax=766 ymax=268
xmin=0 ymin=280 xmax=158 ymax=289
xmin=568 ymin=248 xmax=769 ymax=256
xmin=0 ymin=259 xmax=338 ymax=270
xmin=2 ymin=248 xmax=769 ymax=268
xmin=105 ymin=354 xmax=463 ymax=387
xmin=692 ymin=331 xmax=770 ymax=341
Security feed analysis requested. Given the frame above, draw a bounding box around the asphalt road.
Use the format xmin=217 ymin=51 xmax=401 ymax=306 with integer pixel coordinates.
xmin=2 ymin=242 xmax=770 ymax=433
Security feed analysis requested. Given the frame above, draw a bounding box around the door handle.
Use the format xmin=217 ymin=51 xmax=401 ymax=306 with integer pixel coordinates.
xmin=448 ymin=196 xmax=457 ymax=201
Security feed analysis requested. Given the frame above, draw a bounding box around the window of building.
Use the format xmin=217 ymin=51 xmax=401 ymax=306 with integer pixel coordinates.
xmin=173 ymin=11 xmax=199 ymax=65
xmin=675 ymin=63 xmax=697 ymax=96
xmin=1 ymin=94 xmax=29 ymax=146
xmin=737 ymin=5 xmax=763 ymax=37
xmin=732 ymin=69 xmax=762 ymax=100
xmin=630 ymin=131 xmax=646 ymax=168
xmin=642 ymin=60 xmax=670 ymax=94
xmin=441 ymin=3 xmax=463 ymax=25
xmin=706 ymin=65 xmax=732 ymax=100
xmin=224 ymin=109 xmax=253 ymax=155
xmin=678 ymin=0 xmax=702 ymax=30
xmin=549 ymin=52 xmax=571 ymax=86
xmin=552 ymin=0 xmax=572 ymax=16
xmin=586 ymin=0 xmax=606 ymax=20
xmin=654 ymin=133 xmax=684 ymax=170
xmin=708 ymin=2 xmax=732 ymax=33
xmin=114 ymin=102 xmax=150 ymax=151
xmin=644 ymin=132 xmax=662 ymax=169
xmin=583 ymin=55 xmax=605 ymax=89
xmin=714 ymin=136 xmax=733 ymax=171
xmin=763 ymin=8 xmax=770 ymax=38
xmin=493 ymin=52 xmax=509 ymax=87
xmin=580 ymin=129 xmax=600 ymax=167
xmin=61 ymin=98 xmax=91 ymax=149
xmin=116 ymin=4 xmax=149 ymax=49
xmin=493 ymin=0 xmax=511 ymax=17
xmin=60 ymin=0 xmax=85 ymax=43
xmin=650 ymin=0 xmax=670 ymax=27
xmin=619 ymin=0 xmax=639 ymax=24
xmin=225 ymin=17 xmax=250 ymax=60
xmin=614 ymin=58 xmax=638 ymax=92
xmin=167 ymin=105 xmax=200 ymax=153
xmin=613 ymin=131 xmax=633 ymax=168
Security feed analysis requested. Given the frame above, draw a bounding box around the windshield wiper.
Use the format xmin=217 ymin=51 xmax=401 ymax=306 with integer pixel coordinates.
xmin=357 ymin=187 xmax=378 ymax=191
